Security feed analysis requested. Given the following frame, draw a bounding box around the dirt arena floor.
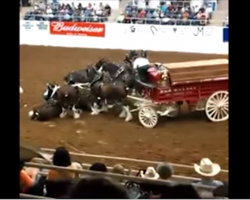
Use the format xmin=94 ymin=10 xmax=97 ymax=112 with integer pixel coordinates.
xmin=20 ymin=46 xmax=228 ymax=179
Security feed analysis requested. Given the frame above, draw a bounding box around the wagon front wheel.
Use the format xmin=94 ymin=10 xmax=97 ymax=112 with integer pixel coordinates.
xmin=138 ymin=106 xmax=158 ymax=128
xmin=205 ymin=91 xmax=228 ymax=122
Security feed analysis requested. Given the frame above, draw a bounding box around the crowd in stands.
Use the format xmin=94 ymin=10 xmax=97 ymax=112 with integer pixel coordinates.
xmin=116 ymin=0 xmax=214 ymax=26
xmin=23 ymin=1 xmax=112 ymax=22
xmin=20 ymin=146 xmax=228 ymax=199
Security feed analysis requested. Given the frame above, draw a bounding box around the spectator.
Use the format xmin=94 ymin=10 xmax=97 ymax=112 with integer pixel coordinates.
xmin=20 ymin=161 xmax=33 ymax=193
xmin=116 ymin=12 xmax=125 ymax=23
xmin=112 ymin=164 xmax=125 ymax=175
xmin=138 ymin=9 xmax=146 ymax=18
xmin=197 ymin=8 xmax=208 ymax=25
xmin=71 ymin=2 xmax=76 ymax=10
xmin=213 ymin=183 xmax=228 ymax=198
xmin=47 ymin=146 xmax=79 ymax=181
xmin=87 ymin=3 xmax=92 ymax=10
xmin=156 ymin=162 xmax=173 ymax=180
xmin=194 ymin=158 xmax=224 ymax=187
xmin=67 ymin=176 xmax=129 ymax=199
xmin=99 ymin=2 xmax=104 ymax=10
xmin=89 ymin=162 xmax=108 ymax=172
xmin=105 ymin=3 xmax=111 ymax=16
xmin=140 ymin=167 xmax=159 ymax=179
xmin=93 ymin=3 xmax=98 ymax=11
xmin=181 ymin=11 xmax=190 ymax=25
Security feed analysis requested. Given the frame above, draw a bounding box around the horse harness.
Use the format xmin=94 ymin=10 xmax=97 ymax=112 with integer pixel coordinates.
xmin=114 ymin=66 xmax=125 ymax=79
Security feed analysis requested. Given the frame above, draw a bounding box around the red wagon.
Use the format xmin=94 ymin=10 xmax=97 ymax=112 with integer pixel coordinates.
xmin=127 ymin=59 xmax=229 ymax=128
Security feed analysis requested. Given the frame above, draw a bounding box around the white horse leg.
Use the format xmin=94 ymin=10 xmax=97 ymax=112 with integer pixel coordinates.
xmin=60 ymin=108 xmax=67 ymax=118
xmin=99 ymin=100 xmax=108 ymax=112
xmin=72 ymin=105 xmax=81 ymax=119
xmin=123 ymin=105 xmax=133 ymax=122
xmin=118 ymin=107 xmax=126 ymax=118
xmin=90 ymin=102 xmax=101 ymax=115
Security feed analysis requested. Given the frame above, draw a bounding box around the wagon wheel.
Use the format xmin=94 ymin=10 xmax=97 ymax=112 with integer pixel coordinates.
xmin=138 ymin=106 xmax=158 ymax=128
xmin=205 ymin=91 xmax=229 ymax=122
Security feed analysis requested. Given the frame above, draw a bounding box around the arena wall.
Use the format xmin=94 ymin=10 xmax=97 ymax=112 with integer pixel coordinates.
xmin=20 ymin=20 xmax=228 ymax=54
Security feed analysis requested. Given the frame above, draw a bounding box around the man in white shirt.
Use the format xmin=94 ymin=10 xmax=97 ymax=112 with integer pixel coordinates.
xmin=133 ymin=57 xmax=150 ymax=82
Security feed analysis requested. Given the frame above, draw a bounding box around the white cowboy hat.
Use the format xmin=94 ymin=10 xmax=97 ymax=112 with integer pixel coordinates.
xmin=140 ymin=167 xmax=159 ymax=179
xmin=194 ymin=158 xmax=221 ymax=177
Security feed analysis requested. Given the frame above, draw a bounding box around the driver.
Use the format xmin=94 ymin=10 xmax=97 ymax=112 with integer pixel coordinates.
xmin=133 ymin=56 xmax=150 ymax=82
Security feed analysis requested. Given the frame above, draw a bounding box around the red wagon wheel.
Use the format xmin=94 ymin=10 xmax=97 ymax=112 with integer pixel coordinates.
xmin=205 ymin=91 xmax=229 ymax=122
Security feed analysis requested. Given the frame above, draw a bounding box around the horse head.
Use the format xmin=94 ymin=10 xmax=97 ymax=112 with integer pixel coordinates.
xmin=95 ymin=58 xmax=109 ymax=70
xmin=43 ymin=82 xmax=60 ymax=101
xmin=140 ymin=50 xmax=148 ymax=58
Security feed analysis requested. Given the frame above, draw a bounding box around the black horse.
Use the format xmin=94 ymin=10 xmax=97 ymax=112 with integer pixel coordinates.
xmin=43 ymin=83 xmax=91 ymax=119
xmin=64 ymin=65 xmax=98 ymax=84
xmin=28 ymin=99 xmax=62 ymax=121
xmin=88 ymin=66 xmax=134 ymax=122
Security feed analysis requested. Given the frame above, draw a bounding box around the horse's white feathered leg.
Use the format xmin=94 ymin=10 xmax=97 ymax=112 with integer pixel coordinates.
xmin=99 ymin=101 xmax=108 ymax=112
xmin=60 ymin=108 xmax=67 ymax=118
xmin=119 ymin=107 xmax=126 ymax=118
xmin=124 ymin=105 xmax=133 ymax=122
xmin=90 ymin=103 xmax=100 ymax=115
xmin=72 ymin=105 xmax=80 ymax=119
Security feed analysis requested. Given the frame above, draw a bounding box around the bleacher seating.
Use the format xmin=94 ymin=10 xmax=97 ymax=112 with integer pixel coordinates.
xmin=22 ymin=1 xmax=112 ymax=22
xmin=21 ymin=0 xmax=219 ymax=26
xmin=20 ymin=145 xmax=229 ymax=199
xmin=116 ymin=0 xmax=217 ymax=26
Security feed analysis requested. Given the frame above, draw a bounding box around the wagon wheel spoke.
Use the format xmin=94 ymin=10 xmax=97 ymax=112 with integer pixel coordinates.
xmin=221 ymin=106 xmax=228 ymax=114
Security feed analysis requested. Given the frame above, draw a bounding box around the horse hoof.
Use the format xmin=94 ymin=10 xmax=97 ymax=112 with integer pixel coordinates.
xmin=101 ymin=109 xmax=108 ymax=113
xmin=73 ymin=113 xmax=80 ymax=119
xmin=107 ymin=105 xmax=114 ymax=109
xmin=119 ymin=111 xmax=126 ymax=118
xmin=90 ymin=111 xmax=99 ymax=115
xmin=125 ymin=115 xmax=133 ymax=122
xmin=60 ymin=113 xmax=67 ymax=118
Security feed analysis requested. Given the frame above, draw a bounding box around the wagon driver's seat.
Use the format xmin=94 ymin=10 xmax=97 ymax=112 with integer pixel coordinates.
xmin=135 ymin=64 xmax=156 ymax=89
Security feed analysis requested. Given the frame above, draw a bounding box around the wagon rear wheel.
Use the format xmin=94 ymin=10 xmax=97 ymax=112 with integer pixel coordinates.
xmin=138 ymin=106 xmax=158 ymax=128
xmin=205 ymin=91 xmax=228 ymax=122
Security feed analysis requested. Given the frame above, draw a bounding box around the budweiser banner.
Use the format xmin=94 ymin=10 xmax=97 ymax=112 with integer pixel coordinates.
xmin=49 ymin=21 xmax=105 ymax=37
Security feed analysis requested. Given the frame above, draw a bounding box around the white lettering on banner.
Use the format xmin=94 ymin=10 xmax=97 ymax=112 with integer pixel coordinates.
xmin=50 ymin=22 xmax=103 ymax=33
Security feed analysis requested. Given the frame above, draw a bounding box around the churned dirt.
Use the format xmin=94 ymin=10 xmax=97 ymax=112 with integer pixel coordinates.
xmin=20 ymin=46 xmax=228 ymax=179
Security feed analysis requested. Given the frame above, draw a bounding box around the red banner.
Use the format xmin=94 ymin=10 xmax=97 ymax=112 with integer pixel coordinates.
xmin=49 ymin=21 xmax=105 ymax=37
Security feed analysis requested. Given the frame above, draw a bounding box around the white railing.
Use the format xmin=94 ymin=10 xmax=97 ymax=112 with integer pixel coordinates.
xmin=40 ymin=148 xmax=229 ymax=173
xmin=20 ymin=193 xmax=54 ymax=199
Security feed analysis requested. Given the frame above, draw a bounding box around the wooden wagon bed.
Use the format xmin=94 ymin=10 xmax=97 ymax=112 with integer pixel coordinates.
xmin=164 ymin=59 xmax=228 ymax=85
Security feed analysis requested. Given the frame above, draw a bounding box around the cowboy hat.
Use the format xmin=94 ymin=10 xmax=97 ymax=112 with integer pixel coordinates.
xmin=140 ymin=167 xmax=159 ymax=179
xmin=194 ymin=158 xmax=221 ymax=177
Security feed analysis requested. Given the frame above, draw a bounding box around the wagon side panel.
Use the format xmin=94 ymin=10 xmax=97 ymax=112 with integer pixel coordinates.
xmin=150 ymin=79 xmax=228 ymax=104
